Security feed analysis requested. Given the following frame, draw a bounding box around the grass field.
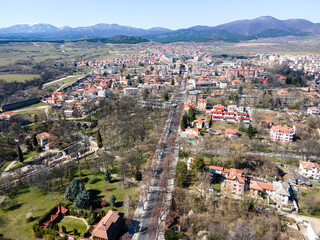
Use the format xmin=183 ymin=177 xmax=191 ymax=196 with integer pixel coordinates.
xmin=0 ymin=74 xmax=41 ymax=82
xmin=57 ymin=217 xmax=87 ymax=236
xmin=43 ymin=75 xmax=83 ymax=90
xmin=0 ymin=186 xmax=63 ymax=240
xmin=0 ymin=167 xmax=140 ymax=239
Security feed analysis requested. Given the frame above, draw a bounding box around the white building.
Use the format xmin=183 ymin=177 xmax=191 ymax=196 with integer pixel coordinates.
xmin=299 ymin=161 xmax=320 ymax=180
xmin=270 ymin=182 xmax=291 ymax=206
xmin=270 ymin=126 xmax=295 ymax=142
xmin=307 ymin=107 xmax=320 ymax=116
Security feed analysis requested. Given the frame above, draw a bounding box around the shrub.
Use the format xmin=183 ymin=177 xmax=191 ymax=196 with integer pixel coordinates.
xmin=69 ymin=209 xmax=77 ymax=216
xmin=34 ymin=232 xmax=43 ymax=238
xmin=101 ymin=200 xmax=109 ymax=207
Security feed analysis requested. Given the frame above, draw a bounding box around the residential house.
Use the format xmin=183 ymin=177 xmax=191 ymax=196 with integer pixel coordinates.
xmin=193 ymin=119 xmax=203 ymax=129
xmin=197 ymin=98 xmax=207 ymax=111
xmin=270 ymin=126 xmax=295 ymax=142
xmin=224 ymin=168 xmax=247 ymax=196
xmin=299 ymin=161 xmax=320 ymax=180
xmin=36 ymin=132 xmax=52 ymax=148
xmin=307 ymin=107 xmax=320 ymax=116
xmin=249 ymin=180 xmax=273 ymax=199
xmin=225 ymin=129 xmax=240 ymax=138
xmin=270 ymin=182 xmax=291 ymax=206
xmin=91 ymin=210 xmax=124 ymax=240
xmin=185 ymin=128 xmax=201 ymax=136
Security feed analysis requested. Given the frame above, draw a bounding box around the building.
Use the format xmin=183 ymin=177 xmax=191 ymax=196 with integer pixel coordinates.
xmin=91 ymin=210 xmax=124 ymax=240
xmin=224 ymin=168 xmax=247 ymax=196
xmin=307 ymin=107 xmax=320 ymax=116
xmin=225 ymin=129 xmax=240 ymax=138
xmin=36 ymin=132 xmax=52 ymax=148
xmin=299 ymin=161 xmax=320 ymax=180
xmin=270 ymin=126 xmax=295 ymax=142
xmin=197 ymin=98 xmax=207 ymax=111
xmin=270 ymin=182 xmax=291 ymax=206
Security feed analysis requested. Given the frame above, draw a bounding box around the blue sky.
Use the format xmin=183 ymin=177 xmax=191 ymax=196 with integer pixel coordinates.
xmin=1 ymin=0 xmax=320 ymax=29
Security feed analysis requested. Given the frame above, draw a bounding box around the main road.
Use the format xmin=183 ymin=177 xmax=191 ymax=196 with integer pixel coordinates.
xmin=130 ymin=73 xmax=187 ymax=240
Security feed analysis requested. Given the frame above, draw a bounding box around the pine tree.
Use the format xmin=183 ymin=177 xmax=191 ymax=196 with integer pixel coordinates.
xmin=97 ymin=130 xmax=103 ymax=148
xmin=246 ymin=124 xmax=257 ymax=140
xmin=188 ymin=107 xmax=195 ymax=121
xmin=104 ymin=169 xmax=112 ymax=182
xmin=33 ymin=114 xmax=39 ymax=123
xmin=32 ymin=134 xmax=38 ymax=147
xmin=61 ymin=225 xmax=66 ymax=233
xmin=109 ymin=194 xmax=117 ymax=207
xmin=181 ymin=114 xmax=188 ymax=130
xmin=17 ymin=145 xmax=24 ymax=163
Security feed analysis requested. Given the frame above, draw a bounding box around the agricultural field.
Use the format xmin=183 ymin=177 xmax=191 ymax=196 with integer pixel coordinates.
xmin=0 ymin=74 xmax=40 ymax=82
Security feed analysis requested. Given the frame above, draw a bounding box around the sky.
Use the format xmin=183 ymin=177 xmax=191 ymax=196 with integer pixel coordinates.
xmin=0 ymin=0 xmax=320 ymax=29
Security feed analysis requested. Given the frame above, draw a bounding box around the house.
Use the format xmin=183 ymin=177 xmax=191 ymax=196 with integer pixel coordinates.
xmin=39 ymin=203 xmax=68 ymax=229
xmin=261 ymin=119 xmax=273 ymax=128
xmin=270 ymin=182 xmax=291 ymax=206
xmin=197 ymin=98 xmax=207 ymax=111
xmin=0 ymin=111 xmax=21 ymax=121
xmin=225 ymin=168 xmax=247 ymax=196
xmin=185 ymin=128 xmax=200 ymax=136
xmin=225 ymin=129 xmax=240 ymax=138
xmin=307 ymin=107 xmax=320 ymax=116
xmin=184 ymin=103 xmax=194 ymax=112
xmin=91 ymin=210 xmax=124 ymax=240
xmin=219 ymin=81 xmax=228 ymax=88
xmin=270 ymin=126 xmax=295 ymax=142
xmin=212 ymin=104 xmax=225 ymax=111
xmin=36 ymin=132 xmax=52 ymax=148
xmin=299 ymin=161 xmax=320 ymax=180
xmin=249 ymin=180 xmax=273 ymax=199
xmin=193 ymin=119 xmax=203 ymax=129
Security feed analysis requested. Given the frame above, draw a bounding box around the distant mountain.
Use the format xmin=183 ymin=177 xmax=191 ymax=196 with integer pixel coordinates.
xmin=0 ymin=23 xmax=172 ymax=40
xmin=145 ymin=16 xmax=320 ymax=42
xmin=72 ymin=35 xmax=150 ymax=44
xmin=214 ymin=16 xmax=320 ymax=37
xmin=0 ymin=16 xmax=319 ymax=42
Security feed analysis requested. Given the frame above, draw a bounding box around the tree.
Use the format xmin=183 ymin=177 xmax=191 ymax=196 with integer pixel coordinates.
xmin=188 ymin=107 xmax=195 ymax=122
xmin=32 ymin=134 xmax=38 ymax=147
xmin=104 ymin=169 xmax=112 ymax=182
xmin=74 ymin=190 xmax=90 ymax=209
xmin=64 ymin=179 xmax=86 ymax=202
xmin=237 ymin=86 xmax=243 ymax=95
xmin=17 ymin=145 xmax=24 ymax=163
xmin=61 ymin=225 xmax=66 ymax=233
xmin=171 ymin=79 xmax=175 ymax=86
xmin=181 ymin=114 xmax=188 ymax=130
xmin=246 ymin=124 xmax=257 ymax=140
xmin=109 ymin=194 xmax=117 ymax=207
xmin=176 ymin=161 xmax=190 ymax=187
xmin=33 ymin=114 xmax=39 ymax=123
xmin=191 ymin=156 xmax=206 ymax=172
xmin=134 ymin=169 xmax=142 ymax=181
xmin=165 ymin=230 xmax=184 ymax=240
xmin=97 ymin=130 xmax=103 ymax=148
xmin=164 ymin=92 xmax=169 ymax=101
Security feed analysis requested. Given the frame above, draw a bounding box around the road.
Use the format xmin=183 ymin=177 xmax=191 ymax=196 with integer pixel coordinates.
xmin=130 ymin=74 xmax=187 ymax=240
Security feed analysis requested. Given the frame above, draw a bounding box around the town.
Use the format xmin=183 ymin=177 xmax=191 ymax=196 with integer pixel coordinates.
xmin=0 ymin=13 xmax=320 ymax=240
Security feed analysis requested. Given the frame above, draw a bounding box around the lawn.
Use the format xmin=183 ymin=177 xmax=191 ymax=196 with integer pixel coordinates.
xmin=0 ymin=74 xmax=41 ymax=82
xmin=0 ymin=186 xmax=63 ymax=240
xmin=0 ymin=166 xmax=140 ymax=239
xmin=58 ymin=217 xmax=87 ymax=236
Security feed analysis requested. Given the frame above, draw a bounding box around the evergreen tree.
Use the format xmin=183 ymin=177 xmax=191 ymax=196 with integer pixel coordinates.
xmin=171 ymin=79 xmax=174 ymax=86
xmin=74 ymin=190 xmax=90 ymax=209
xmin=61 ymin=225 xmax=66 ymax=233
xmin=246 ymin=124 xmax=257 ymax=139
xmin=109 ymin=194 xmax=117 ymax=207
xmin=32 ymin=134 xmax=38 ymax=147
xmin=64 ymin=179 xmax=86 ymax=202
xmin=237 ymin=86 xmax=243 ymax=95
xmin=181 ymin=114 xmax=188 ymax=130
xmin=134 ymin=169 xmax=142 ymax=181
xmin=188 ymin=107 xmax=195 ymax=122
xmin=164 ymin=92 xmax=169 ymax=101
xmin=33 ymin=114 xmax=39 ymax=123
xmin=104 ymin=169 xmax=112 ymax=182
xmin=17 ymin=145 xmax=24 ymax=163
xmin=97 ymin=130 xmax=103 ymax=148
xmin=191 ymin=156 xmax=206 ymax=172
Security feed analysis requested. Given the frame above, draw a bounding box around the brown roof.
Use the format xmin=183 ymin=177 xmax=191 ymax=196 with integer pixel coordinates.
xmin=91 ymin=210 xmax=123 ymax=240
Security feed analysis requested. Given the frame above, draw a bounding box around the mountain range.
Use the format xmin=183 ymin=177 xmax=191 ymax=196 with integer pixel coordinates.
xmin=0 ymin=16 xmax=320 ymax=43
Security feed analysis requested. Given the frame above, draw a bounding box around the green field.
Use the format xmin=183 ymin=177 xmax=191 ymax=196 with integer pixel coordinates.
xmin=0 ymin=74 xmax=41 ymax=82
xmin=0 ymin=168 xmax=139 ymax=239
xmin=0 ymin=187 xmax=63 ymax=240
xmin=58 ymin=217 xmax=87 ymax=236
